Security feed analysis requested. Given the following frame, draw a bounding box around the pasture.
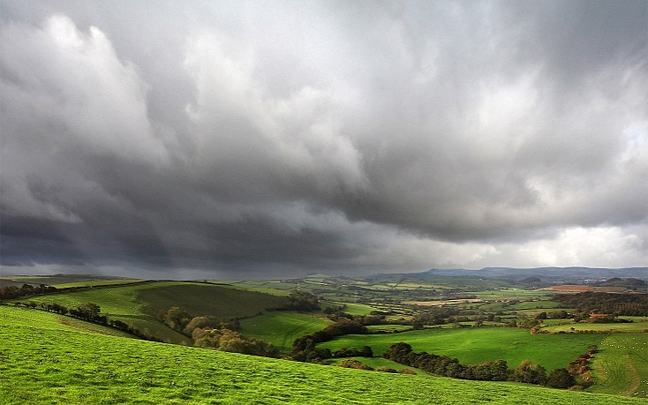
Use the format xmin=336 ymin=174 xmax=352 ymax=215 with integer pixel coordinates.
xmin=51 ymin=279 xmax=144 ymax=288
xmin=0 ymin=274 xmax=139 ymax=288
xmin=15 ymin=281 xmax=288 ymax=344
xmin=239 ymin=312 xmax=332 ymax=349
xmin=1 ymin=305 xmax=642 ymax=405
xmin=327 ymin=357 xmax=424 ymax=374
xmin=590 ymin=333 xmax=648 ymax=398
xmin=318 ymin=327 xmax=598 ymax=371
xmin=541 ymin=321 xmax=648 ymax=334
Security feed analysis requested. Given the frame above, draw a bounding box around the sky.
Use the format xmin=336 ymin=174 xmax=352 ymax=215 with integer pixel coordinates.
xmin=1 ymin=0 xmax=646 ymax=279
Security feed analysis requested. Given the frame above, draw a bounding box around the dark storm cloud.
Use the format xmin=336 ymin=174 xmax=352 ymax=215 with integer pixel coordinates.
xmin=1 ymin=1 xmax=646 ymax=276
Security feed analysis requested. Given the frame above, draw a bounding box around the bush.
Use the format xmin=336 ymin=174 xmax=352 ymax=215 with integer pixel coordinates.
xmin=338 ymin=359 xmax=373 ymax=370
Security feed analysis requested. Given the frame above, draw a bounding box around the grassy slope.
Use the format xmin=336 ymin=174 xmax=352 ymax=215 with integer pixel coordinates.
xmin=134 ymin=283 xmax=287 ymax=318
xmin=1 ymin=306 xmax=643 ymax=405
xmin=542 ymin=321 xmax=648 ymax=333
xmin=15 ymin=281 xmax=189 ymax=344
xmin=0 ymin=305 xmax=135 ymax=338
xmin=18 ymin=281 xmax=288 ymax=344
xmin=589 ymin=333 xmax=648 ymax=398
xmin=239 ymin=312 xmax=332 ymax=350
xmin=52 ymin=279 xmax=144 ymax=288
xmin=318 ymin=327 xmax=598 ymax=371
xmin=327 ymin=357 xmax=425 ymax=374
xmin=0 ymin=274 xmax=138 ymax=287
xmin=343 ymin=303 xmax=378 ymax=315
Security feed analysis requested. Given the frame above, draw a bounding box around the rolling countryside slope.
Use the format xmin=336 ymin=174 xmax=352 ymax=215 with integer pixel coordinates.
xmin=1 ymin=305 xmax=644 ymax=405
xmin=239 ymin=312 xmax=332 ymax=350
xmin=18 ymin=281 xmax=289 ymax=344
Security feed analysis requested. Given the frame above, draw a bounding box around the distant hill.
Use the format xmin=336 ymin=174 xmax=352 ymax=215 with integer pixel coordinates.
xmin=419 ymin=267 xmax=648 ymax=284
xmin=595 ymin=277 xmax=647 ymax=288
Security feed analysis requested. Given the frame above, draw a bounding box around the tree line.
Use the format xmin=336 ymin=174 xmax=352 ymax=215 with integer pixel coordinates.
xmin=292 ymin=318 xmax=370 ymax=362
xmin=554 ymin=292 xmax=648 ymax=316
xmin=11 ymin=301 xmax=162 ymax=341
xmin=0 ymin=284 xmax=58 ymax=302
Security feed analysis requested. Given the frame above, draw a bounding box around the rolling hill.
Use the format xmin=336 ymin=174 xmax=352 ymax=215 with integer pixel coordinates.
xmin=2 ymin=305 xmax=644 ymax=405
xmin=17 ymin=281 xmax=289 ymax=344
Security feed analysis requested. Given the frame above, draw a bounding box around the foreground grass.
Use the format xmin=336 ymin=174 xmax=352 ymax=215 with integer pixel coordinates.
xmin=1 ymin=306 xmax=643 ymax=405
xmin=318 ymin=327 xmax=597 ymax=371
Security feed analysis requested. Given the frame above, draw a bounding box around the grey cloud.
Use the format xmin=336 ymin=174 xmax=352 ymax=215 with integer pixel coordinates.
xmin=1 ymin=1 xmax=646 ymax=276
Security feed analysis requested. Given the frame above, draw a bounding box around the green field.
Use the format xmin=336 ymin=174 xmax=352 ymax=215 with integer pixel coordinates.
xmin=541 ymin=321 xmax=648 ymax=333
xmin=327 ymin=357 xmax=425 ymax=374
xmin=366 ymin=324 xmax=413 ymax=333
xmin=590 ymin=334 xmax=648 ymax=398
xmin=0 ymin=305 xmax=135 ymax=339
xmin=467 ymin=289 xmax=554 ymax=300
xmin=1 ymin=306 xmax=642 ymax=405
xmin=0 ymin=274 xmax=140 ymax=288
xmin=342 ymin=303 xmax=378 ymax=315
xmin=222 ymin=280 xmax=300 ymax=295
xmin=318 ymin=327 xmax=598 ymax=372
xmin=16 ymin=281 xmax=288 ymax=344
xmin=52 ymin=279 xmax=144 ymax=288
xmin=239 ymin=311 xmax=332 ymax=350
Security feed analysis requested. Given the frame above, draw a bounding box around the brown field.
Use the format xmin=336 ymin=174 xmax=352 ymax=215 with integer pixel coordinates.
xmin=542 ymin=285 xmax=595 ymax=292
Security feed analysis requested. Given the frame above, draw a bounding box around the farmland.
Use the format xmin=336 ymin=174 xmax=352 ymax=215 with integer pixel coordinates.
xmin=318 ymin=327 xmax=598 ymax=372
xmin=0 ymin=274 xmax=142 ymax=288
xmin=1 ymin=305 xmax=643 ymax=405
xmin=3 ymin=271 xmax=647 ymax=400
xmin=590 ymin=334 xmax=648 ymax=398
xmin=239 ymin=312 xmax=332 ymax=350
xmin=17 ymin=281 xmax=288 ymax=344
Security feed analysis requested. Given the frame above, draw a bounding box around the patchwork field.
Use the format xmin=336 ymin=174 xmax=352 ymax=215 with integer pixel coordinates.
xmin=1 ymin=305 xmax=643 ymax=405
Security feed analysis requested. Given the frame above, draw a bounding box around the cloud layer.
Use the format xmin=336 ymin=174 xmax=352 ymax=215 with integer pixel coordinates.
xmin=1 ymin=1 xmax=646 ymax=277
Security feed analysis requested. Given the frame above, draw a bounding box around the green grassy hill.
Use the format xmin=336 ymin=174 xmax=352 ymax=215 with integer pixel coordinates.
xmin=1 ymin=305 xmax=644 ymax=405
xmin=0 ymin=274 xmax=141 ymax=288
xmin=17 ymin=281 xmax=288 ymax=344
xmin=591 ymin=334 xmax=648 ymax=397
xmin=239 ymin=311 xmax=332 ymax=350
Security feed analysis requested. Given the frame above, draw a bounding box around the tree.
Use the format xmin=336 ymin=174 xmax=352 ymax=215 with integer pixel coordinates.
xmin=323 ymin=319 xmax=368 ymax=336
xmin=535 ymin=312 xmax=548 ymax=320
xmin=286 ymin=291 xmax=320 ymax=311
xmin=183 ymin=315 xmax=220 ymax=335
xmin=77 ymin=302 xmax=101 ymax=320
xmin=513 ymin=360 xmax=547 ymax=385
xmin=548 ymin=310 xmax=569 ymax=319
xmin=547 ymin=368 xmax=575 ymax=388
xmin=383 ymin=342 xmax=413 ymax=363
xmin=158 ymin=307 xmax=192 ymax=331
